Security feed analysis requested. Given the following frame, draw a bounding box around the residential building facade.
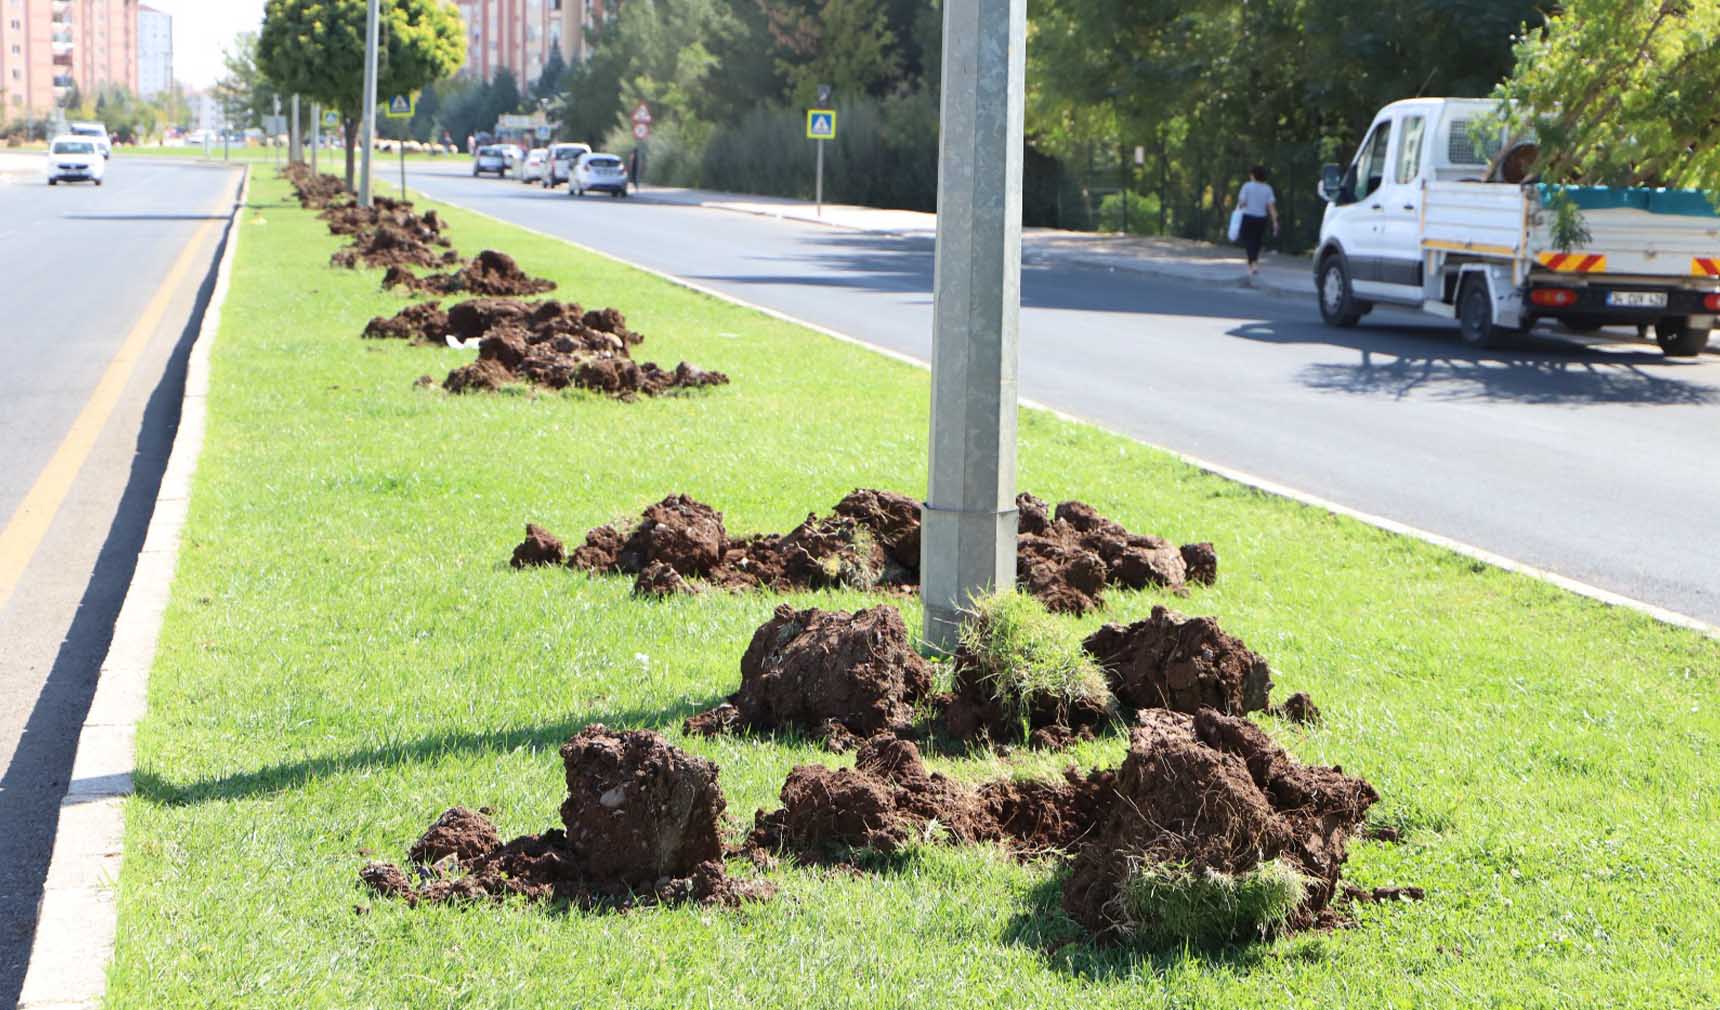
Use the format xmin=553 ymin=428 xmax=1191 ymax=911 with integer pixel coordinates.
xmin=452 ymin=0 xmax=614 ymax=89
xmin=136 ymin=2 xmax=167 ymax=96
xmin=0 ymin=0 xmax=138 ymax=117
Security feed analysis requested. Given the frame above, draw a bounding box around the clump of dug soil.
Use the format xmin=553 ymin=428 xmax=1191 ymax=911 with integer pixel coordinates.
xmin=684 ymin=604 xmax=934 ymax=742
xmin=746 ymin=731 xmax=1115 ymax=861
xmin=331 ymin=222 xmax=461 ymax=271
xmin=1082 ymin=605 xmax=1274 ymax=717
xmin=942 ymin=591 xmax=1115 ymax=749
xmin=363 ymin=300 xmax=451 ymax=343
xmin=359 ymin=725 xmax=772 ymax=908
xmin=282 ymin=162 xmax=348 ymax=208
xmin=563 ymin=490 xmax=918 ymax=590
xmin=1016 ymin=493 xmax=1213 ymax=614
xmin=383 ymin=250 xmax=557 ymax=297
xmin=321 ymin=195 xmax=449 ymax=244
xmin=1060 ymin=708 xmax=1377 ymax=947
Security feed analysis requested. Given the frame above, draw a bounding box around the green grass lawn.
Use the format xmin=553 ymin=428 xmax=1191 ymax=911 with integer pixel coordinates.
xmin=106 ymin=169 xmax=1720 ymax=1009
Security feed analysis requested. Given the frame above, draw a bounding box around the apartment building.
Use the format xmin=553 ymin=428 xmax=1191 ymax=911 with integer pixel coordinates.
xmin=0 ymin=0 xmax=137 ymax=117
xmin=136 ymin=2 xmax=167 ymax=96
xmin=452 ymin=0 xmax=614 ymax=89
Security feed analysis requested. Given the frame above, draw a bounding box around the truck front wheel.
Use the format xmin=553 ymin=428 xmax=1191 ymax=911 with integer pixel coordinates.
xmin=1655 ymin=318 xmax=1711 ymax=357
xmin=1317 ymin=257 xmax=1363 ymax=327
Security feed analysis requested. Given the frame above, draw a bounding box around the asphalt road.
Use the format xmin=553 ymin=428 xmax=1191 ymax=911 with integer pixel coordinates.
xmin=402 ymin=162 xmax=1720 ymax=625
xmin=0 ymin=157 xmax=240 ymax=1005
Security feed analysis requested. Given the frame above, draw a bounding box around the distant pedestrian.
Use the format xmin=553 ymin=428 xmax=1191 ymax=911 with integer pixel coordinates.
xmin=1234 ymin=165 xmax=1279 ymax=282
xmin=628 ymin=147 xmax=641 ymax=191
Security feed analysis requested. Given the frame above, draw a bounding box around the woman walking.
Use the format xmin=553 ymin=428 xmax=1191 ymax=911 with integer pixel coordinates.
xmin=1235 ymin=165 xmax=1280 ymax=282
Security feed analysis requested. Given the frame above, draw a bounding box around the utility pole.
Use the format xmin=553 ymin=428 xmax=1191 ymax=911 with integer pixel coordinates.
xmin=358 ymin=0 xmax=380 ymax=208
xmin=920 ymin=0 xmax=1027 ymax=649
xmin=290 ymin=93 xmax=301 ymax=163
xmin=311 ymin=103 xmax=321 ymax=175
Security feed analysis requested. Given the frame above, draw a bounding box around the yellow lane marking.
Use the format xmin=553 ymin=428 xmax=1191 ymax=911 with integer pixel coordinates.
xmin=0 ymin=215 xmax=221 ymax=612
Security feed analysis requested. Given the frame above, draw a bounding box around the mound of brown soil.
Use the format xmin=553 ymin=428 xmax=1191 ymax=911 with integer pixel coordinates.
xmin=321 ymin=197 xmax=449 ymax=248
xmin=359 ymin=726 xmax=772 ymax=909
xmin=684 ymin=604 xmax=933 ymax=741
xmin=510 ymin=523 xmax=566 ymax=568
xmin=1082 ymin=605 xmax=1273 ymax=716
xmin=330 ymin=222 xmax=453 ymax=270
xmin=363 ymin=301 xmax=450 ymax=343
xmin=942 ymin=652 xmax=1112 ymax=750
xmin=282 ymin=163 xmax=348 ymax=208
xmin=1017 ymin=494 xmax=1212 ymax=614
xmin=384 ymin=250 xmax=557 ymax=296
xmin=747 ymin=732 xmax=1114 ymax=861
xmin=1061 ymin=708 xmax=1377 ymax=944
xmin=633 ymin=560 xmax=700 ymax=598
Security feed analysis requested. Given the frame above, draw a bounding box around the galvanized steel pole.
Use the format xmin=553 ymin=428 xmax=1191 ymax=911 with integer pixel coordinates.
xmin=359 ymin=0 xmax=380 ymax=208
xmin=920 ymin=0 xmax=1027 ymax=649
xmin=311 ymin=103 xmax=321 ymax=175
xmin=289 ymin=94 xmax=300 ymax=163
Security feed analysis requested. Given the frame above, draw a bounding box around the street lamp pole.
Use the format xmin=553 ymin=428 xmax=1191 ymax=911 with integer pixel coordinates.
xmin=359 ymin=0 xmax=380 ymax=208
xmin=920 ymin=0 xmax=1028 ymax=649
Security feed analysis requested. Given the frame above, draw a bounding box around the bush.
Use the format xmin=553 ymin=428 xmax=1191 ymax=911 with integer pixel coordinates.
xmin=1116 ymin=858 xmax=1311 ymax=949
xmin=1096 ymin=190 xmax=1165 ymax=235
xmin=956 ymin=591 xmax=1110 ymax=732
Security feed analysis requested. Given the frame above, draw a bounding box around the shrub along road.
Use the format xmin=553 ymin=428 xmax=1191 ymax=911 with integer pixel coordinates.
xmin=401 ymin=161 xmax=1720 ymax=626
xmin=96 ymin=169 xmax=1720 ymax=1008
xmin=0 ymin=157 xmax=241 ymax=1005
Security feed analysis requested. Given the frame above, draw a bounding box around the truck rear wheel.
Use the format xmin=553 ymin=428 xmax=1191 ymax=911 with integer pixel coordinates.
xmin=1317 ymin=256 xmax=1363 ymax=327
xmin=1655 ymin=318 xmax=1711 ymax=357
xmin=1457 ymin=276 xmax=1519 ymax=350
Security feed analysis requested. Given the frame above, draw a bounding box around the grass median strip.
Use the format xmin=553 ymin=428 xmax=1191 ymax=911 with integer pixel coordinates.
xmin=108 ymin=170 xmax=1720 ymax=1007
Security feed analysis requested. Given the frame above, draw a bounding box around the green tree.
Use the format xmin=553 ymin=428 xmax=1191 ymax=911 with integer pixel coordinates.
xmin=1490 ymin=0 xmax=1720 ymax=190
xmin=257 ymin=0 xmax=466 ymax=185
xmin=760 ymin=0 xmax=902 ymax=104
xmin=213 ymin=31 xmax=281 ymax=131
xmin=534 ymin=45 xmax=567 ymax=98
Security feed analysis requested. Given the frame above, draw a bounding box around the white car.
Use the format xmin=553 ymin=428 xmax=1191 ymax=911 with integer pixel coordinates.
xmin=570 ymin=152 xmax=629 ymax=198
xmin=46 ymin=136 xmax=106 ymax=185
xmin=543 ymin=143 xmax=591 ymax=188
xmin=519 ymin=147 xmax=549 ymax=183
xmin=67 ymin=120 xmax=111 ymax=159
xmin=498 ymin=144 xmax=524 ymax=172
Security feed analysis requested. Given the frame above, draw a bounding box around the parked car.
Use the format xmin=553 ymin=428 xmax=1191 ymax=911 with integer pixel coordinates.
xmin=499 ymin=144 xmax=524 ymax=171
xmin=1314 ymin=96 xmax=1720 ymax=356
xmin=570 ymin=152 xmax=629 ymax=197
xmin=543 ymin=143 xmax=592 ymax=188
xmin=67 ymin=120 xmax=111 ymax=159
xmin=46 ymin=136 xmax=106 ymax=185
xmin=472 ymin=145 xmax=509 ymax=177
xmin=519 ymin=147 xmax=549 ymax=183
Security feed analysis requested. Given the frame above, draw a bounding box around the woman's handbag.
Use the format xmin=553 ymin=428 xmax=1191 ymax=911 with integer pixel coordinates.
xmin=1227 ymin=208 xmax=1244 ymax=243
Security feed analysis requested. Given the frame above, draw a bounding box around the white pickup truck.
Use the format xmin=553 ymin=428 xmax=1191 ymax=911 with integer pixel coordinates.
xmin=1313 ymin=97 xmax=1720 ymax=356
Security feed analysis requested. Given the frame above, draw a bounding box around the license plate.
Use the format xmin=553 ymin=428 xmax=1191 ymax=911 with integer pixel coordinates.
xmin=1607 ymin=291 xmax=1668 ymax=308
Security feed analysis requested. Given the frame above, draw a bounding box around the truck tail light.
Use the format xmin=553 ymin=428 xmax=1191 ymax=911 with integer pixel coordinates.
xmin=1530 ymin=287 xmax=1578 ymax=308
xmin=1704 ymin=294 xmax=1720 ymax=311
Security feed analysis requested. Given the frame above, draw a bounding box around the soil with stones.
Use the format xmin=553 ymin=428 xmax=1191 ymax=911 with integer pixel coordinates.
xmin=359 ymin=726 xmax=772 ymax=909
xmin=1016 ymin=493 xmax=1214 ymax=615
xmin=1082 ymin=605 xmax=1275 ymax=716
xmin=383 ymin=250 xmax=557 ymax=297
xmin=1061 ymin=708 xmax=1377 ymax=944
xmin=746 ymin=732 xmax=1115 ymax=861
xmin=283 ymin=163 xmax=348 ymax=208
xmin=683 ymin=604 xmax=934 ymax=741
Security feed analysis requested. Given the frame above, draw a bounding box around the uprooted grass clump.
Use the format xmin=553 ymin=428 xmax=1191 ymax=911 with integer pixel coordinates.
xmin=1113 ymin=857 xmax=1311 ymax=949
xmin=944 ymin=590 xmax=1115 ymax=748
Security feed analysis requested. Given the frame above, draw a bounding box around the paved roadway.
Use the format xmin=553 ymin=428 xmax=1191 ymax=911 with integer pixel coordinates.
xmin=406 ymin=161 xmax=1720 ymax=624
xmin=0 ymin=156 xmax=240 ymax=1005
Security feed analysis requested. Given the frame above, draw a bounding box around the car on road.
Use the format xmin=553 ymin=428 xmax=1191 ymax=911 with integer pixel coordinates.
xmin=45 ymin=136 xmax=106 ymax=185
xmin=67 ymin=121 xmax=111 ymax=159
xmin=499 ymin=144 xmax=524 ymax=171
xmin=570 ymin=152 xmax=629 ymax=198
xmin=519 ymin=147 xmax=549 ymax=183
xmin=472 ymin=145 xmax=509 ymax=177
xmin=543 ymin=143 xmax=592 ymax=188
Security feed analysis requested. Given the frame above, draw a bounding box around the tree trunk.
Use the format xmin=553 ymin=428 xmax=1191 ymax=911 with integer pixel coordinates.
xmin=344 ymin=118 xmax=357 ymax=191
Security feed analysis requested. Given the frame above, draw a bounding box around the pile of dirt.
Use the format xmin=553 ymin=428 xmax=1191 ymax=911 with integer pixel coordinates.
xmin=1016 ymin=494 xmax=1216 ymax=614
xmin=362 ymin=297 xmax=648 ymax=348
xmin=362 ymin=300 xmax=452 ymax=343
xmin=561 ymin=490 xmax=918 ymax=591
xmin=321 ymin=196 xmax=449 ymax=245
xmin=382 ymin=250 xmax=557 ymax=297
xmin=331 ymin=222 xmax=461 ymax=270
xmin=282 ymin=163 xmax=348 ymax=208
xmin=684 ymin=604 xmax=934 ymax=742
xmin=546 ymin=489 xmax=1213 ymax=611
xmin=746 ymin=732 xmax=1115 ymax=860
xmin=1061 ymin=708 xmax=1377 ymax=945
xmin=359 ymin=725 xmax=772 ymax=908
xmin=1082 ymin=605 xmax=1274 ymax=716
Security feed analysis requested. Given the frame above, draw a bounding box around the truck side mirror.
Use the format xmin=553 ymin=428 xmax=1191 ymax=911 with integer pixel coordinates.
xmin=1318 ymin=163 xmax=1343 ymax=203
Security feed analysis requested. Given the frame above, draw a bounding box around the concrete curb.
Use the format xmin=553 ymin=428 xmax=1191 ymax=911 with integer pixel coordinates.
xmin=434 ymin=189 xmax=1720 ymax=643
xmin=13 ymin=165 xmax=250 ymax=1010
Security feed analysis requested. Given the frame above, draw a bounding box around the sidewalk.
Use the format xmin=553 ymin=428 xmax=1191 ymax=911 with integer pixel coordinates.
xmin=632 ymin=185 xmax=1315 ymax=298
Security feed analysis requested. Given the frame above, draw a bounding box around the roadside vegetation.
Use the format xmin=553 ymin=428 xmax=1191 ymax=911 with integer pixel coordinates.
xmin=105 ymin=169 xmax=1720 ymax=1008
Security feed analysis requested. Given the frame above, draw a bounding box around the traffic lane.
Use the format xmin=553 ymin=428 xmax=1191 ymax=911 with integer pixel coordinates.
xmin=406 ymin=168 xmax=1720 ymax=621
xmin=0 ymin=159 xmax=240 ymax=525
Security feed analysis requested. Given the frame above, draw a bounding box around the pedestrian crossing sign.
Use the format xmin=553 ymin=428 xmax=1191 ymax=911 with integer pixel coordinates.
xmin=385 ymin=93 xmax=415 ymax=119
xmin=806 ymin=108 xmax=837 ymax=140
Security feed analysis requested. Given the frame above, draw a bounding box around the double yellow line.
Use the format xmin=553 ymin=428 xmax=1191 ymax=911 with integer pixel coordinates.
xmin=0 ymin=212 xmax=224 ymax=612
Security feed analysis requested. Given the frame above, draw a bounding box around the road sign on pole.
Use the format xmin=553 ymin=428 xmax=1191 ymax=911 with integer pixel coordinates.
xmin=359 ymin=0 xmax=380 ymax=208
xmin=631 ymin=102 xmax=652 ymax=125
xmin=632 ymin=122 xmax=650 ymax=140
xmin=816 ymin=83 xmax=833 ymax=105
xmin=324 ymin=109 xmax=340 ymax=129
xmin=384 ymin=93 xmax=415 ymax=119
xmin=921 ymin=0 xmax=1027 ymax=649
xmin=805 ymin=108 xmax=837 ymax=140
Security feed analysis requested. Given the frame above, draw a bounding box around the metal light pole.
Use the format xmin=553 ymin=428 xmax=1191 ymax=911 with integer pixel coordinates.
xmin=290 ymin=93 xmax=301 ymax=163
xmin=358 ymin=0 xmax=380 ymax=208
xmin=920 ymin=0 xmax=1027 ymax=649
xmin=311 ymin=103 xmax=321 ymax=175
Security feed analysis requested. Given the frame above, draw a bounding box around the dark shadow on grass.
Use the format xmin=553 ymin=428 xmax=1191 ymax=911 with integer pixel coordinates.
xmin=134 ymin=695 xmax=725 ymax=807
xmin=1000 ymin=872 xmax=1279 ymax=981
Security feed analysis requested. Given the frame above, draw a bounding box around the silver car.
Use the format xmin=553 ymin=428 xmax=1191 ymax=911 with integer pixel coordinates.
xmin=472 ymin=145 xmax=508 ymax=177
